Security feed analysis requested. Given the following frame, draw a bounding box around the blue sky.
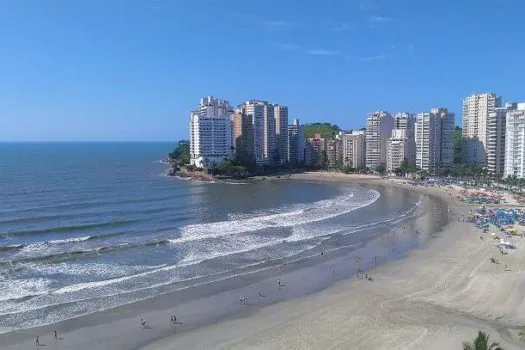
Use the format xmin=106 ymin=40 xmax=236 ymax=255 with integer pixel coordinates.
xmin=1 ymin=0 xmax=524 ymax=141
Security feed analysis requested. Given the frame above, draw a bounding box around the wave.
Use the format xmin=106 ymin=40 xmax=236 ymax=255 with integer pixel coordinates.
xmin=0 ymin=243 xmax=132 ymax=268
xmin=0 ymin=231 xmax=129 ymax=254
xmin=176 ymin=190 xmax=379 ymax=244
xmin=0 ymin=219 xmax=138 ymax=239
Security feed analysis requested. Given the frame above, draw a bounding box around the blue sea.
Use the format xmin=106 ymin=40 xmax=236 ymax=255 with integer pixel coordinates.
xmin=0 ymin=142 xmax=420 ymax=332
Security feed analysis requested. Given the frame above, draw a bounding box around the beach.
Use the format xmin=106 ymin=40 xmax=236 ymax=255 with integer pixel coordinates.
xmin=2 ymin=172 xmax=525 ymax=349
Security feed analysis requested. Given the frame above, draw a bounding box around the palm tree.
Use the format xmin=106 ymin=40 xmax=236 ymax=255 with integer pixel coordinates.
xmin=462 ymin=331 xmax=504 ymax=350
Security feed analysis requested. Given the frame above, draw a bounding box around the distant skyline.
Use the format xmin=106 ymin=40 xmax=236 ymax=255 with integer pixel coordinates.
xmin=1 ymin=0 xmax=524 ymax=141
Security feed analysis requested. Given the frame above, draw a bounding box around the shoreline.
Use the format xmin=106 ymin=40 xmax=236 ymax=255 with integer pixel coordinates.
xmin=141 ymin=173 xmax=525 ymax=349
xmin=3 ymin=174 xmax=525 ymax=349
xmin=0 ymin=175 xmax=425 ymax=349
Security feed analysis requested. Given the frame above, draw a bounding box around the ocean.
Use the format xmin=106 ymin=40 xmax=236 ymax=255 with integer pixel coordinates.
xmin=0 ymin=142 xmax=421 ymax=333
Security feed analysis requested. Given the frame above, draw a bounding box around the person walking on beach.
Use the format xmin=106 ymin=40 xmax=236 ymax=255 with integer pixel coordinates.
xmin=54 ymin=330 xmax=57 ymax=341
xmin=35 ymin=336 xmax=40 ymax=347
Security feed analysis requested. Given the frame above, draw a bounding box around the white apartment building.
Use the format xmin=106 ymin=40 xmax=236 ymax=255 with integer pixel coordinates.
xmin=387 ymin=129 xmax=413 ymax=172
xmin=504 ymin=103 xmax=525 ymax=178
xmin=414 ymin=108 xmax=455 ymax=172
xmin=338 ymin=130 xmax=366 ymax=169
xmin=366 ymin=111 xmax=394 ymax=170
xmin=288 ymin=118 xmax=305 ymax=165
xmin=415 ymin=111 xmax=442 ymax=172
xmin=462 ymin=93 xmax=501 ymax=165
xmin=189 ymin=96 xmax=233 ymax=168
xmin=274 ymin=105 xmax=289 ymax=164
xmin=387 ymin=112 xmax=416 ymax=171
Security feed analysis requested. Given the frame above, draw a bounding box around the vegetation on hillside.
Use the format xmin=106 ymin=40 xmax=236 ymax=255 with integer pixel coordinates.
xmin=304 ymin=123 xmax=341 ymax=139
xmin=454 ymin=126 xmax=463 ymax=164
xmin=169 ymin=140 xmax=190 ymax=165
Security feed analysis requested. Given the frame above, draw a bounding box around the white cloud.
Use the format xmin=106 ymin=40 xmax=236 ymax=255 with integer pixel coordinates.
xmin=260 ymin=20 xmax=296 ymax=31
xmin=360 ymin=54 xmax=388 ymax=62
xmin=369 ymin=15 xmax=392 ymax=22
xmin=306 ymin=49 xmax=339 ymax=56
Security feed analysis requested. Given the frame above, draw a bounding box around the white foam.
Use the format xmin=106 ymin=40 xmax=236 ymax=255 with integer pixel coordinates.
xmin=0 ymin=276 xmax=51 ymax=302
xmin=48 ymin=236 xmax=91 ymax=244
xmin=177 ymin=190 xmax=379 ymax=244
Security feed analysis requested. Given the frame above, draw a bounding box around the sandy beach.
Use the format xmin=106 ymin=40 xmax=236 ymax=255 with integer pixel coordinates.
xmin=3 ymin=172 xmax=525 ymax=349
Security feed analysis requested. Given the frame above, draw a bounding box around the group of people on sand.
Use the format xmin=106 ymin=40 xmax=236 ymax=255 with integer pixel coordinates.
xmin=35 ymin=330 xmax=58 ymax=347
xmin=139 ymin=313 xmax=180 ymax=330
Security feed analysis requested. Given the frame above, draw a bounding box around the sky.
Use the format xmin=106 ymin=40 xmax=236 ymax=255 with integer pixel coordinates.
xmin=0 ymin=0 xmax=524 ymax=142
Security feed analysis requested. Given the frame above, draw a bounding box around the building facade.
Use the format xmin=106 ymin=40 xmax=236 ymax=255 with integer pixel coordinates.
xmin=230 ymin=112 xmax=255 ymax=167
xmin=415 ymin=111 xmax=442 ymax=172
xmin=414 ymin=108 xmax=455 ymax=172
xmin=325 ymin=139 xmax=339 ymax=170
xmin=387 ymin=129 xmax=412 ymax=172
xmin=288 ymin=118 xmax=305 ymax=165
xmin=435 ymin=108 xmax=455 ymax=167
xmin=387 ymin=112 xmax=416 ymax=170
xmin=338 ymin=130 xmax=366 ymax=169
xmin=504 ymin=103 xmax=525 ymax=178
xmin=274 ymin=105 xmax=289 ymax=164
xmin=462 ymin=93 xmax=502 ymax=165
xmin=306 ymin=133 xmax=326 ymax=167
xmin=189 ymin=96 xmax=233 ymax=168
xmin=366 ymin=111 xmax=394 ymax=170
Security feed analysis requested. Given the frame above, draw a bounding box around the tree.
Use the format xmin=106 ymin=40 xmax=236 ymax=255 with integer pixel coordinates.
xmin=462 ymin=331 xmax=504 ymax=350
xmin=375 ymin=163 xmax=386 ymax=175
xmin=169 ymin=140 xmax=190 ymax=165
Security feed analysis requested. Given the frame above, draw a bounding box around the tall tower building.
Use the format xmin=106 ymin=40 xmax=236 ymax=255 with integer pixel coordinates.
xmin=366 ymin=111 xmax=394 ymax=170
xmin=504 ymin=103 xmax=525 ymax=178
xmin=237 ymin=100 xmax=266 ymax=167
xmin=189 ymin=96 xmax=233 ymax=168
xmin=414 ymin=108 xmax=455 ymax=172
xmin=462 ymin=93 xmax=502 ymax=165
xmin=433 ymin=107 xmax=455 ymax=167
xmin=274 ymin=105 xmax=289 ymax=164
xmin=486 ymin=104 xmax=516 ymax=177
xmin=288 ymin=118 xmax=305 ymax=165
xmin=230 ymin=112 xmax=255 ymax=167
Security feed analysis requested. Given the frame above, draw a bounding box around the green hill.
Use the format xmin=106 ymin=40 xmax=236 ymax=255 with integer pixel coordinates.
xmin=304 ymin=123 xmax=341 ymax=139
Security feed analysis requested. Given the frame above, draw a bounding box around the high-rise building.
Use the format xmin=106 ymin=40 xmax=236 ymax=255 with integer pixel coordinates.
xmin=462 ymin=93 xmax=502 ymax=165
xmin=338 ymin=130 xmax=366 ymax=169
xmin=366 ymin=111 xmax=394 ymax=170
xmin=230 ymin=112 xmax=255 ymax=167
xmin=435 ymin=108 xmax=455 ymax=167
xmin=387 ymin=112 xmax=416 ymax=171
xmin=288 ymin=118 xmax=305 ymax=165
xmin=189 ymin=96 xmax=233 ymax=168
xmin=274 ymin=105 xmax=289 ymax=164
xmin=237 ymin=101 xmax=265 ymax=167
xmin=325 ymin=139 xmax=340 ymax=170
xmin=486 ymin=104 xmax=516 ymax=177
xmin=414 ymin=108 xmax=455 ymax=172
xmin=415 ymin=112 xmax=441 ymax=172
xmin=504 ymin=103 xmax=525 ymax=178
xmin=387 ymin=129 xmax=413 ymax=172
